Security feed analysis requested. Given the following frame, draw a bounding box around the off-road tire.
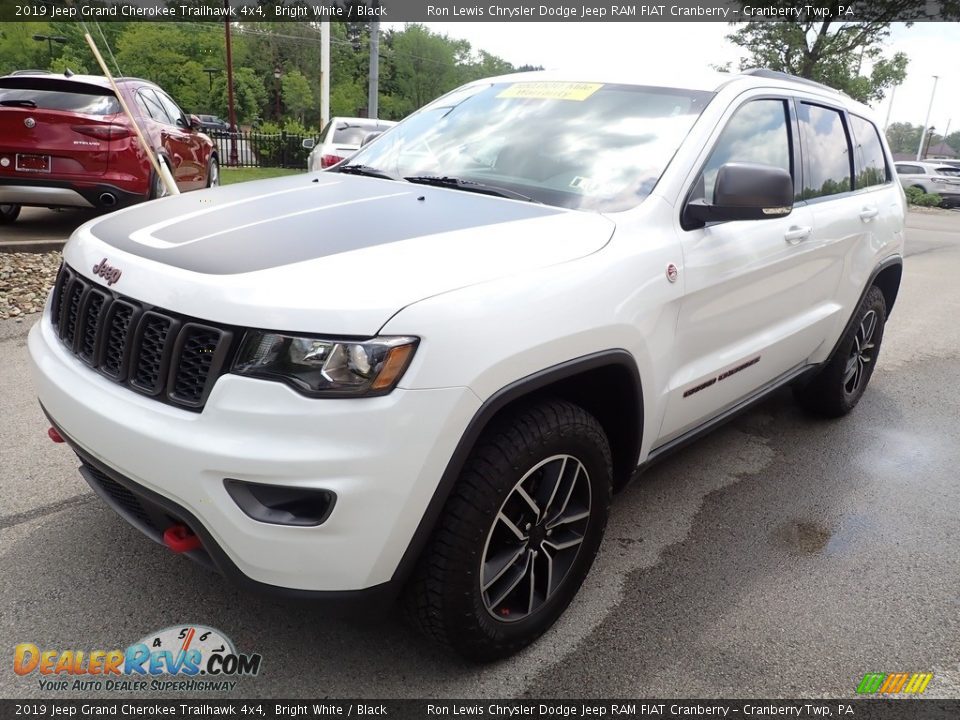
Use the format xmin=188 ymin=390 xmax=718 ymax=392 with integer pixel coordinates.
xmin=794 ymin=285 xmax=887 ymax=418
xmin=403 ymin=399 xmax=612 ymax=662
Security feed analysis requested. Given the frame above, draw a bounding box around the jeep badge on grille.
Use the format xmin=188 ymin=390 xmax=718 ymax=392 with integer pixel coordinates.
xmin=92 ymin=258 xmax=122 ymax=286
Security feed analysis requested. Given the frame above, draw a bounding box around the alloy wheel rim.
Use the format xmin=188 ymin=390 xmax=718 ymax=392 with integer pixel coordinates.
xmin=844 ymin=309 xmax=878 ymax=395
xmin=480 ymin=454 xmax=591 ymax=623
xmin=210 ymin=163 xmax=219 ymax=186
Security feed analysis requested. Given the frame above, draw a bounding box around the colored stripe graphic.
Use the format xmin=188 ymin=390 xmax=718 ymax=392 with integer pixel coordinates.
xmin=857 ymin=673 xmax=885 ymax=694
xmin=858 ymin=672 xmax=933 ymax=694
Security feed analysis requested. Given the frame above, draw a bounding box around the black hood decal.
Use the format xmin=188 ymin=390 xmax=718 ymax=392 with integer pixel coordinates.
xmin=89 ymin=174 xmax=562 ymax=275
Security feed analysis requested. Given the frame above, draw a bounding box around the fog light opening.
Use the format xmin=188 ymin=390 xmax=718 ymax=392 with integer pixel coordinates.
xmin=224 ymin=479 xmax=336 ymax=527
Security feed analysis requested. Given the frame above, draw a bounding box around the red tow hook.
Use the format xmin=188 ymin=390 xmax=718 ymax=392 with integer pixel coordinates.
xmin=48 ymin=427 xmax=65 ymax=443
xmin=163 ymin=525 xmax=202 ymax=553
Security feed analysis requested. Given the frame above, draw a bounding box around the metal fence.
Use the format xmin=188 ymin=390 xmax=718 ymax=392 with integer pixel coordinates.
xmin=209 ymin=130 xmax=314 ymax=169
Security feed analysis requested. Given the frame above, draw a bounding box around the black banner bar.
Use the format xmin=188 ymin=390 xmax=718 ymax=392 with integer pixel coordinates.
xmin=1 ymin=700 xmax=959 ymax=720
xmin=1 ymin=0 xmax=959 ymax=23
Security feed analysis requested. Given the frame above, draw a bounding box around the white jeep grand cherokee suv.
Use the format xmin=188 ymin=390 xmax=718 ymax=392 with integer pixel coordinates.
xmin=29 ymin=68 xmax=904 ymax=660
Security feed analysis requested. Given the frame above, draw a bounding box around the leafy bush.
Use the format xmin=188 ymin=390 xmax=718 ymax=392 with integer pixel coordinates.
xmin=905 ymin=186 xmax=943 ymax=207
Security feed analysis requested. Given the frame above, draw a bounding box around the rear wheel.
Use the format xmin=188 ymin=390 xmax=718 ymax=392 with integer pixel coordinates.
xmin=149 ymin=160 xmax=173 ymax=200
xmin=0 ymin=204 xmax=21 ymax=224
xmin=794 ymin=285 xmax=887 ymax=418
xmin=404 ymin=399 xmax=612 ymax=661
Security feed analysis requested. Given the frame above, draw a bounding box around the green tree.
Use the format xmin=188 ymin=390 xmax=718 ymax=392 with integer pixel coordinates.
xmin=211 ymin=66 xmax=267 ymax=125
xmin=885 ymin=122 xmax=922 ymax=155
xmin=723 ymin=3 xmax=953 ymax=103
xmin=281 ymin=69 xmax=313 ymax=123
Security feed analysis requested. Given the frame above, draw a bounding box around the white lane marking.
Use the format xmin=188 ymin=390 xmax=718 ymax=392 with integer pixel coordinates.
xmin=129 ymin=181 xmax=341 ymax=249
xmin=173 ymin=190 xmax=413 ymax=248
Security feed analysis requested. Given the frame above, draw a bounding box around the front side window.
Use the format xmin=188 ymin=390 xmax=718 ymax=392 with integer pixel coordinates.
xmin=850 ymin=114 xmax=889 ymax=189
xmin=798 ymin=103 xmax=852 ymax=199
xmin=155 ymin=90 xmax=185 ymax=126
xmin=693 ymin=98 xmax=792 ymax=205
xmin=345 ymin=81 xmax=714 ymax=212
xmin=137 ymin=88 xmax=170 ymax=124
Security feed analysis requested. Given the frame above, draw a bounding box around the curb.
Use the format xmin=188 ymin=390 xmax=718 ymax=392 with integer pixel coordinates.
xmin=0 ymin=240 xmax=66 ymax=254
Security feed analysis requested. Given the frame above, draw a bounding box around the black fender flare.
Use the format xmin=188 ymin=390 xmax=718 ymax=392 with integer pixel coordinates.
xmin=388 ymin=349 xmax=644 ymax=591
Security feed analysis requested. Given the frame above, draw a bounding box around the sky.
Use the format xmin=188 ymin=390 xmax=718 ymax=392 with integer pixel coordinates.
xmin=385 ymin=21 xmax=960 ymax=136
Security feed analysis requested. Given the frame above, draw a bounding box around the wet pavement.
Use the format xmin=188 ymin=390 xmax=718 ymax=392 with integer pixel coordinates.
xmin=0 ymin=211 xmax=958 ymax=699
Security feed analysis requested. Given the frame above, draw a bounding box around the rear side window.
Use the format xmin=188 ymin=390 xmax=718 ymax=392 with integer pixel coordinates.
xmin=896 ymin=164 xmax=923 ymax=175
xmin=0 ymin=85 xmax=119 ymax=115
xmin=332 ymin=124 xmax=379 ymax=145
xmin=798 ymin=103 xmax=852 ymax=199
xmin=850 ymin=115 xmax=889 ymax=189
xmin=696 ymin=99 xmax=792 ymax=204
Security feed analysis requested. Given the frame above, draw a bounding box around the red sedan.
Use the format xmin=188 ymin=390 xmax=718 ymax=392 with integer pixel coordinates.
xmin=0 ymin=72 xmax=218 ymax=225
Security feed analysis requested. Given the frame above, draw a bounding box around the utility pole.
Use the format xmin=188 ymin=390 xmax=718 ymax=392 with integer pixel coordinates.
xmin=883 ymin=84 xmax=897 ymax=132
xmin=320 ymin=21 xmax=330 ymax=133
xmin=224 ymin=4 xmax=238 ymax=166
xmin=368 ymin=4 xmax=380 ymax=119
xmin=916 ymin=75 xmax=939 ymax=162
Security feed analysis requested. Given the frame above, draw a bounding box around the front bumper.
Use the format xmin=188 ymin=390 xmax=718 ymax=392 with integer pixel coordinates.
xmin=29 ymin=312 xmax=480 ymax=594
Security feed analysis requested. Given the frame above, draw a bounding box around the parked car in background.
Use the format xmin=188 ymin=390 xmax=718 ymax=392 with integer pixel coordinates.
xmin=196 ymin=114 xmax=235 ymax=134
xmin=894 ymin=161 xmax=960 ymax=207
xmin=0 ymin=71 xmax=218 ymax=224
xmin=304 ymin=116 xmax=396 ymax=170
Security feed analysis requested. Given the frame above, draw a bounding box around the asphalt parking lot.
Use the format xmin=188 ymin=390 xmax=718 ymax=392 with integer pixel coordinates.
xmin=0 ymin=210 xmax=958 ymax=700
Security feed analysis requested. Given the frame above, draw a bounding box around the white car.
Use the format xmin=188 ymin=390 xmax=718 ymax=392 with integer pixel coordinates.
xmin=304 ymin=116 xmax=397 ymax=171
xmin=893 ymin=160 xmax=960 ymax=207
xmin=29 ymin=68 xmax=904 ymax=661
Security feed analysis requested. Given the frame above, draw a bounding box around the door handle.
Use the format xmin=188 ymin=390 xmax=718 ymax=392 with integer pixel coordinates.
xmin=859 ymin=207 xmax=879 ymax=221
xmin=784 ymin=225 xmax=812 ymax=244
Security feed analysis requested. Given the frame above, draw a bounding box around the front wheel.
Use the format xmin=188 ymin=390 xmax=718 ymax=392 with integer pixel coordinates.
xmin=206 ymin=157 xmax=220 ymax=188
xmin=404 ymin=399 xmax=612 ymax=661
xmin=794 ymin=285 xmax=887 ymax=418
xmin=0 ymin=204 xmax=21 ymax=224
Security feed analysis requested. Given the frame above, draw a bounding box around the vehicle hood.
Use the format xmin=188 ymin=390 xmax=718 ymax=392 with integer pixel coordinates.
xmin=65 ymin=173 xmax=616 ymax=335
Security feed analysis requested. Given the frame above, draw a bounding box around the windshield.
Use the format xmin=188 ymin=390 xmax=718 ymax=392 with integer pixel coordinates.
xmin=935 ymin=166 xmax=960 ymax=177
xmin=346 ymin=81 xmax=713 ymax=212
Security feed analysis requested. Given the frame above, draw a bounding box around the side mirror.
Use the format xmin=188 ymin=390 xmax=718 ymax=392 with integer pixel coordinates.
xmin=302 ymin=138 xmax=316 ymax=150
xmin=360 ymin=130 xmax=384 ymax=147
xmin=683 ymin=162 xmax=793 ymax=229
xmin=188 ymin=114 xmax=202 ymax=131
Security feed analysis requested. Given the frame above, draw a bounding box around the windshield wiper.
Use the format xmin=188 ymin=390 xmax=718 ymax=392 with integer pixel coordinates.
xmin=0 ymin=100 xmax=37 ymax=108
xmin=404 ymin=175 xmax=539 ymax=203
xmin=335 ymin=164 xmax=398 ymax=180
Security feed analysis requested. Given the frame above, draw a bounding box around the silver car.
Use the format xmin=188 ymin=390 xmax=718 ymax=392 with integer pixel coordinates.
xmin=304 ymin=117 xmax=397 ymax=171
xmin=894 ymin=161 xmax=960 ymax=207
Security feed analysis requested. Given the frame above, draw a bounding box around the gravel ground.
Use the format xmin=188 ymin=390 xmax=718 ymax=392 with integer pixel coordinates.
xmin=0 ymin=251 xmax=61 ymax=320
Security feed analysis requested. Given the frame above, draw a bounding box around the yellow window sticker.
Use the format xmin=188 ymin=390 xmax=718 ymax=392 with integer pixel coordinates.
xmin=498 ymin=82 xmax=603 ymax=101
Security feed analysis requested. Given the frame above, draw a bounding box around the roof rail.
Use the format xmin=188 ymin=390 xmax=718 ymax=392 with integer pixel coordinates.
xmin=741 ymin=68 xmax=845 ymax=96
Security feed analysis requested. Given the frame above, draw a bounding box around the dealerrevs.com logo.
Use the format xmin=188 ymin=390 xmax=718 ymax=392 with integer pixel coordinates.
xmin=13 ymin=625 xmax=262 ymax=693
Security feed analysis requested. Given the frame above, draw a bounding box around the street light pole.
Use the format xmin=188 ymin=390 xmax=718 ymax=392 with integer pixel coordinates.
xmin=32 ymin=34 xmax=67 ymax=65
xmin=274 ymin=67 xmax=282 ymax=120
xmin=917 ymin=75 xmax=940 ymax=162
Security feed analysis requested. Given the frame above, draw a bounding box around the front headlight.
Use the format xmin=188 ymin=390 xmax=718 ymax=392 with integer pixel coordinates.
xmin=232 ymin=332 xmax=418 ymax=397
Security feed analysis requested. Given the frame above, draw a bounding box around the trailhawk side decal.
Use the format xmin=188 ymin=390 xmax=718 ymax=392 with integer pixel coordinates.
xmin=88 ymin=174 xmax=562 ymax=275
